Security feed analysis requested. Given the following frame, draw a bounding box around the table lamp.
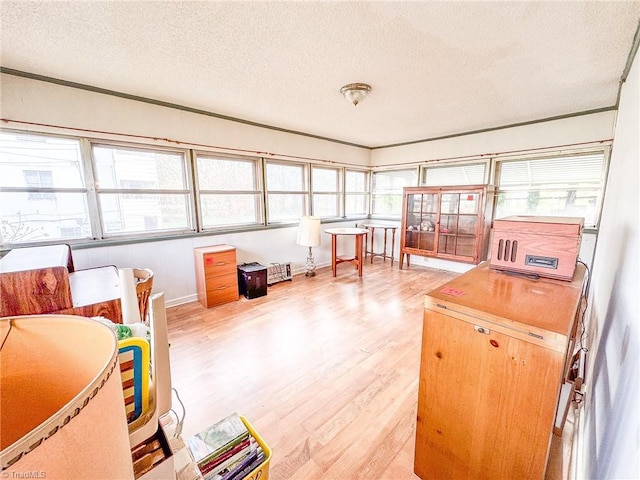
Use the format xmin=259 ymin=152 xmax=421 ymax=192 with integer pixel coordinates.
xmin=1 ymin=314 xmax=135 ymax=479
xmin=296 ymin=216 xmax=321 ymax=277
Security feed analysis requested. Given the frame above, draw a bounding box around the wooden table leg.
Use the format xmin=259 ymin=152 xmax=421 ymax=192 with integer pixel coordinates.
xmin=369 ymin=226 xmax=375 ymax=264
xmin=382 ymin=229 xmax=388 ymax=263
xmin=331 ymin=234 xmax=337 ymax=277
xmin=391 ymin=229 xmax=396 ymax=266
xmin=356 ymin=234 xmax=364 ymax=276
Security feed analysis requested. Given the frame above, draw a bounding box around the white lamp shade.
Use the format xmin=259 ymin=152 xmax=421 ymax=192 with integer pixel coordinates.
xmin=1 ymin=315 xmax=134 ymax=479
xmin=296 ymin=216 xmax=321 ymax=247
xmin=119 ymin=267 xmax=142 ymax=325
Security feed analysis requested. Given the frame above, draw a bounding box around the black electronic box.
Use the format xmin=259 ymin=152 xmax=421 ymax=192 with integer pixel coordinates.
xmin=237 ymin=262 xmax=267 ymax=299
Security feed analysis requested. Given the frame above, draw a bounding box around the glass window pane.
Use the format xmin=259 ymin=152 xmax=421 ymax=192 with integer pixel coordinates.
xmin=200 ymin=194 xmax=261 ymax=227
xmin=372 ymin=194 xmax=404 ymax=216
xmin=346 ymin=170 xmax=367 ymax=192
xmin=197 ymin=156 xmax=257 ymax=191
xmin=313 ymin=194 xmax=339 ymax=217
xmin=93 ymin=146 xmax=186 ymax=190
xmin=423 ymin=163 xmax=485 ymax=186
xmin=1 ymin=192 xmax=91 ymax=243
xmin=312 ymin=167 xmax=338 ymax=192
xmin=266 ymin=163 xmax=304 ymax=191
xmin=499 ymin=154 xmax=603 ymax=188
xmin=0 ymin=132 xmax=85 ymax=188
xmin=495 ymin=189 xmax=600 ymax=226
xmin=496 ymin=153 xmax=605 ymax=228
xmin=99 ymin=193 xmax=190 ymax=234
xmin=268 ymin=194 xmax=305 ymax=222
xmin=345 ymin=194 xmax=368 ymax=216
xmin=372 ymin=169 xmax=417 ymax=216
xmin=372 ymin=169 xmax=417 ymax=193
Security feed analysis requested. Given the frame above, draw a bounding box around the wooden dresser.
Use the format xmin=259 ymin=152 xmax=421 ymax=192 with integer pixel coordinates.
xmin=0 ymin=244 xmax=122 ymax=322
xmin=414 ymin=261 xmax=585 ymax=480
xmin=193 ymin=245 xmax=239 ymax=308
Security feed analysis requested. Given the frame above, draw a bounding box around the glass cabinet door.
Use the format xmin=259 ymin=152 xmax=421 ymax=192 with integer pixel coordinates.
xmin=405 ymin=193 xmax=437 ymax=252
xmin=437 ymin=192 xmax=480 ymax=258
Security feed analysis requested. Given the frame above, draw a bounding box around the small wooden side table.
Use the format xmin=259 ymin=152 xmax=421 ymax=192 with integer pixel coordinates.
xmin=362 ymin=224 xmax=398 ymax=266
xmin=324 ymin=228 xmax=369 ymax=277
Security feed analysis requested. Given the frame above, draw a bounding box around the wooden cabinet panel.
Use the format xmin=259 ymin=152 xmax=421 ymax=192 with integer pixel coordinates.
xmin=414 ymin=262 xmax=586 ymax=480
xmin=0 ymin=266 xmax=72 ymax=316
xmin=400 ymin=185 xmax=494 ymax=267
xmin=194 ymin=245 xmax=239 ymax=308
xmin=415 ymin=311 xmax=564 ymax=479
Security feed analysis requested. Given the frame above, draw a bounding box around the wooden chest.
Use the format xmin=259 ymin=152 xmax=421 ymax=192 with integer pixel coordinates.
xmin=490 ymin=215 xmax=583 ymax=281
xmin=414 ymin=262 xmax=586 ymax=480
xmin=193 ymin=245 xmax=239 ymax=308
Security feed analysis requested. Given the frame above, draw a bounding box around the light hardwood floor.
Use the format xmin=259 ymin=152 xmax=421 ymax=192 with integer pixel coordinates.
xmin=166 ymin=260 xmax=572 ymax=480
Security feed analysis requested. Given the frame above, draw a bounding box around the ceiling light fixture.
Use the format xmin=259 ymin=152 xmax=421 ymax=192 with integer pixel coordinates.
xmin=340 ymin=83 xmax=371 ymax=106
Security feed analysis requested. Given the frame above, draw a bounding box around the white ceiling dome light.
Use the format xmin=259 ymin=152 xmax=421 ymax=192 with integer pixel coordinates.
xmin=340 ymin=83 xmax=372 ymax=106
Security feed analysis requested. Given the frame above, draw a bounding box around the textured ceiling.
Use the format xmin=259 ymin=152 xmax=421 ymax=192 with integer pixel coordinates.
xmin=1 ymin=1 xmax=639 ymax=148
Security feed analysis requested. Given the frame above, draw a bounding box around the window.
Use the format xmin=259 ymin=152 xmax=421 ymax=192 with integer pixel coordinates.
xmin=371 ymin=168 xmax=418 ymax=217
xmin=92 ymin=144 xmax=193 ymax=236
xmin=196 ymin=154 xmax=263 ymax=229
xmin=0 ymin=132 xmax=91 ymax=244
xmin=422 ymin=162 xmax=487 ymax=186
xmin=311 ymin=166 xmax=340 ymax=218
xmin=345 ymin=169 xmax=369 ymax=216
xmin=265 ymin=161 xmax=308 ymax=223
xmin=495 ymin=152 xmax=606 ymax=228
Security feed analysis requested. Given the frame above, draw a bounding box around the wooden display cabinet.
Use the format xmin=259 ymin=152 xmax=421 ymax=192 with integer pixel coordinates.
xmin=400 ymin=185 xmax=494 ymax=267
xmin=414 ymin=262 xmax=586 ymax=480
xmin=193 ymin=245 xmax=239 ymax=308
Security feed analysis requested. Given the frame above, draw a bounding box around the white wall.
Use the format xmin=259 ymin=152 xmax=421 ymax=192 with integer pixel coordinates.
xmin=370 ymin=110 xmax=616 ymax=166
xmin=0 ymin=74 xmax=370 ymax=166
xmin=579 ymin=46 xmax=639 ymax=478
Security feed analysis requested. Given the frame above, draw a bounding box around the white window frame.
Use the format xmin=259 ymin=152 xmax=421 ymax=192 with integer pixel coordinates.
xmin=493 ymin=149 xmax=609 ymax=229
xmin=194 ymin=152 xmax=263 ymax=230
xmin=91 ymin=142 xmax=195 ymax=238
xmin=311 ymin=165 xmax=342 ymax=219
xmin=264 ymin=160 xmax=309 ymax=224
xmin=344 ymin=168 xmax=370 ymax=218
xmin=371 ymin=168 xmax=419 ymax=218
xmin=0 ymin=130 xmax=92 ymax=245
xmin=420 ymin=160 xmax=489 ymax=187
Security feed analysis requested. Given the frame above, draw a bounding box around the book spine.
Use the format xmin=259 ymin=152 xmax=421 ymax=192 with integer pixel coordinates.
xmin=196 ymin=431 xmax=250 ymax=469
xmin=218 ymin=449 xmax=259 ymax=480
xmin=198 ymin=438 xmax=250 ymax=475
xmin=201 ymin=441 xmax=256 ymax=478
xmin=225 ymin=450 xmax=265 ymax=480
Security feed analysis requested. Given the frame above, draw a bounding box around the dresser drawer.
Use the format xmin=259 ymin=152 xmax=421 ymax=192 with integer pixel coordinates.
xmin=205 ymin=272 xmax=239 ymax=306
xmin=203 ymin=250 xmax=236 ymax=277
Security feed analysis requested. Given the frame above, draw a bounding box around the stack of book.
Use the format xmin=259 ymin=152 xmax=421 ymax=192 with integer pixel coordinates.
xmin=187 ymin=413 xmax=266 ymax=480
